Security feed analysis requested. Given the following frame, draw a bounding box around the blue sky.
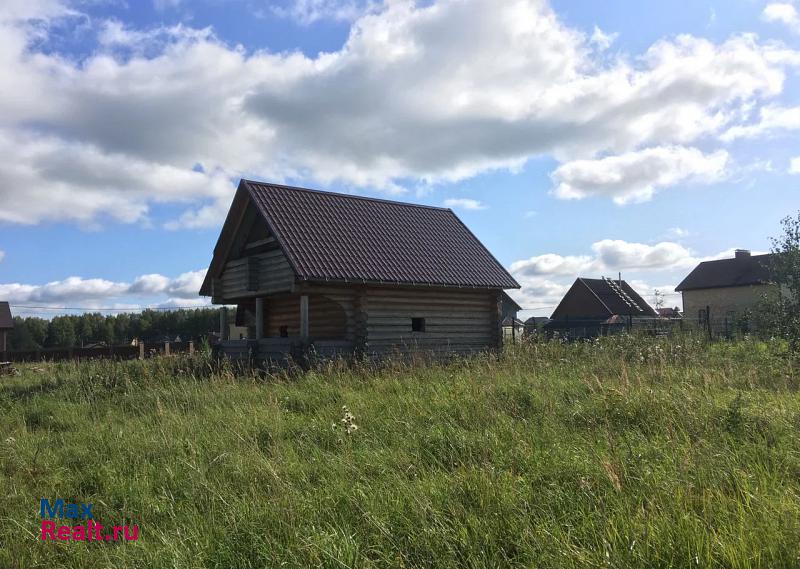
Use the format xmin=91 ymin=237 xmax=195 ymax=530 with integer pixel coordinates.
xmin=0 ymin=0 xmax=799 ymax=319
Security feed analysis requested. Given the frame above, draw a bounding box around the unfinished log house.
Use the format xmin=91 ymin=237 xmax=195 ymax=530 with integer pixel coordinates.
xmin=200 ymin=180 xmax=519 ymax=362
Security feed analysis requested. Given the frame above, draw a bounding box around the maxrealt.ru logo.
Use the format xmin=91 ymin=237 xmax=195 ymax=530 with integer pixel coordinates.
xmin=39 ymin=499 xmax=138 ymax=542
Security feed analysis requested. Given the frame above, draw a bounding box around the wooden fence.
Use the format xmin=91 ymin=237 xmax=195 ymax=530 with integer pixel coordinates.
xmin=0 ymin=341 xmax=195 ymax=363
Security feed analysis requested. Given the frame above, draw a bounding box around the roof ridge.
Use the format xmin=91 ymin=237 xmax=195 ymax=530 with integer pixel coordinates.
xmin=697 ymin=253 xmax=772 ymax=265
xmin=243 ymin=179 xmax=451 ymax=212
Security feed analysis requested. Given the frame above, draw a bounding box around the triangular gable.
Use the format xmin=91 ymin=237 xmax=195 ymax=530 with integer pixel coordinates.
xmin=550 ymin=279 xmax=613 ymax=320
xmin=199 ymin=182 xmax=298 ymax=297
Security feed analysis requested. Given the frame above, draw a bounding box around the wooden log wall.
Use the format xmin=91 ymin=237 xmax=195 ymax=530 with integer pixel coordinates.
xmin=219 ymin=249 xmax=294 ymax=300
xmin=362 ymin=287 xmax=498 ymax=356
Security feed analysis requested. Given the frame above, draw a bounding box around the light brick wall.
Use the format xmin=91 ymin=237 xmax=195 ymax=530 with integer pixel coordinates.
xmin=681 ymin=284 xmax=778 ymax=334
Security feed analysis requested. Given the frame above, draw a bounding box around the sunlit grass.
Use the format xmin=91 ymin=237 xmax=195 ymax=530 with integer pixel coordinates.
xmin=1 ymin=335 xmax=798 ymax=568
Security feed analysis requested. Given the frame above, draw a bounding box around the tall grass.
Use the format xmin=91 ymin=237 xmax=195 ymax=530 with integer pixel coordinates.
xmin=0 ymin=335 xmax=798 ymax=568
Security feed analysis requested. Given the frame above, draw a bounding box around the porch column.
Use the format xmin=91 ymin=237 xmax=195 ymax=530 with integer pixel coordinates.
xmin=220 ymin=307 xmax=229 ymax=341
xmin=255 ymin=297 xmax=264 ymax=340
xmin=300 ymin=295 xmax=309 ymax=341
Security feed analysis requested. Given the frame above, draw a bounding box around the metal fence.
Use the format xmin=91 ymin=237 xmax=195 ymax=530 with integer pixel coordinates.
xmin=541 ymin=316 xmax=762 ymax=341
xmin=1 ymin=341 xmax=195 ymax=363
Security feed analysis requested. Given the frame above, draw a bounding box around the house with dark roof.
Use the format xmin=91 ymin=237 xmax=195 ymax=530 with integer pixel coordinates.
xmin=0 ymin=302 xmax=13 ymax=353
xmin=200 ymin=180 xmax=519 ymax=361
xmin=675 ymin=249 xmax=775 ymax=335
xmin=544 ymin=277 xmax=657 ymax=338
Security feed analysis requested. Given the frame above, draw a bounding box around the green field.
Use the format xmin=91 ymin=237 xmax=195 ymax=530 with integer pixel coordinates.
xmin=1 ymin=336 xmax=799 ymax=568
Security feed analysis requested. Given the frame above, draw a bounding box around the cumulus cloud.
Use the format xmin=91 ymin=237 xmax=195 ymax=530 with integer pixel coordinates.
xmin=0 ymin=131 xmax=233 ymax=225
xmin=551 ymin=146 xmax=729 ymax=204
xmin=0 ymin=0 xmax=797 ymax=227
xmin=721 ymin=105 xmax=800 ymax=141
xmin=443 ymin=198 xmax=486 ymax=210
xmin=790 ymin=156 xmax=800 ymax=174
xmin=763 ymin=2 xmax=800 ymax=34
xmin=0 ymin=269 xmax=207 ymax=306
xmin=510 ymin=239 xmax=733 ymax=278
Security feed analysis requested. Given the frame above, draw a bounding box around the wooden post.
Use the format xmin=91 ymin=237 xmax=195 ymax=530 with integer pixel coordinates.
xmin=300 ymin=295 xmax=309 ymax=341
xmin=139 ymin=342 xmax=145 ymax=360
xmin=255 ymin=297 xmax=264 ymax=340
xmin=164 ymin=342 xmax=170 ymax=356
xmin=188 ymin=341 xmax=194 ymax=355
xmin=220 ymin=307 xmax=229 ymax=341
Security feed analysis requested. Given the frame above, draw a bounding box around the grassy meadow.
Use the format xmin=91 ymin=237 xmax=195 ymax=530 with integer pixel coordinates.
xmin=1 ymin=336 xmax=799 ymax=568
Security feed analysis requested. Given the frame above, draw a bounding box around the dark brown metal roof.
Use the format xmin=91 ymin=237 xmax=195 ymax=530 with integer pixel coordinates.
xmin=580 ymin=278 xmax=657 ymax=317
xmin=550 ymin=277 xmax=657 ymax=320
xmin=675 ymin=253 xmax=773 ymax=291
xmin=0 ymin=302 xmax=13 ymax=329
xmin=242 ymin=180 xmax=519 ymax=289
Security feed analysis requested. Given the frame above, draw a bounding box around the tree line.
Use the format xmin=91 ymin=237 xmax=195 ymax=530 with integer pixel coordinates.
xmin=7 ymin=308 xmax=223 ymax=351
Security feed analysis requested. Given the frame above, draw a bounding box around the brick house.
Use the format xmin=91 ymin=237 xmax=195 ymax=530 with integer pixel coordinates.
xmin=675 ymin=249 xmax=776 ymax=335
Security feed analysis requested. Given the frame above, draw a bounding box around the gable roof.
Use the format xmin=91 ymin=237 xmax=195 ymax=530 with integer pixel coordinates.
xmin=0 ymin=302 xmax=13 ymax=329
xmin=675 ymin=253 xmax=773 ymax=291
xmin=501 ymin=291 xmax=522 ymax=312
xmin=550 ymin=277 xmax=658 ymax=320
xmin=202 ymin=180 xmax=519 ymax=294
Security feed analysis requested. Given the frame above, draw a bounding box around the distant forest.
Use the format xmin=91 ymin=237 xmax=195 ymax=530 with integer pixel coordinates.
xmin=7 ymin=308 xmax=222 ymax=351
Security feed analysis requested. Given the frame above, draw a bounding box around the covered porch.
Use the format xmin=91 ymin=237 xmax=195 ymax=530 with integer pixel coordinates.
xmin=216 ymin=290 xmax=357 ymax=364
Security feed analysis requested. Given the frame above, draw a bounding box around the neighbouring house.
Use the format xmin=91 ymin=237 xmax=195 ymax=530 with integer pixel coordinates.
xmin=501 ymin=316 xmax=525 ymax=343
xmin=657 ymin=307 xmax=682 ymax=319
xmin=524 ymin=316 xmax=550 ymax=336
xmin=0 ymin=302 xmax=12 ymax=353
xmin=200 ymin=180 xmax=520 ymax=362
xmin=500 ymin=292 xmax=524 ymax=343
xmin=544 ymin=277 xmax=658 ymax=338
xmin=675 ymin=249 xmax=776 ymax=335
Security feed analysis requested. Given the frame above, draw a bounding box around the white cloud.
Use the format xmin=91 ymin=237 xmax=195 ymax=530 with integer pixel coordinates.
xmin=0 ymin=0 xmax=797 ymax=227
xmin=590 ymin=26 xmax=618 ymax=50
xmin=666 ymin=227 xmax=690 ymax=238
xmin=551 ymin=146 xmax=729 ymax=204
xmin=510 ymin=253 xmax=594 ymax=277
xmin=272 ymin=0 xmax=377 ymax=25
xmin=721 ymin=105 xmax=800 ymax=141
xmin=0 ymin=130 xmax=233 ymax=225
xmin=0 ymin=250 xmax=5 ymax=262
xmin=510 ymin=238 xmax=734 ymax=279
xmin=763 ymin=2 xmax=800 ymax=34
xmin=0 ymin=269 xmax=207 ymax=305
xmin=790 ymin=156 xmax=800 ymax=173
xmin=443 ymin=198 xmax=486 ymax=210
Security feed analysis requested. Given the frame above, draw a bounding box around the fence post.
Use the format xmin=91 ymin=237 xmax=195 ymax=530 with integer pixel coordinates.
xmin=188 ymin=341 xmax=194 ymax=355
xmin=139 ymin=342 xmax=145 ymax=360
xmin=164 ymin=342 xmax=170 ymax=356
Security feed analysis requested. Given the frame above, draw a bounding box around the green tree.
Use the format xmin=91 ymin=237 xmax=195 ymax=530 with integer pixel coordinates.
xmin=46 ymin=317 xmax=76 ymax=348
xmin=763 ymin=212 xmax=800 ymax=351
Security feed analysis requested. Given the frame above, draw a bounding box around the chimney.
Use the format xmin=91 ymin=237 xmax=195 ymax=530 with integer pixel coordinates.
xmin=735 ymin=249 xmax=751 ymax=259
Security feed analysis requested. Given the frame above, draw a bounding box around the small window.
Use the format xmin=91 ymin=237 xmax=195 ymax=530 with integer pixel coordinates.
xmin=411 ymin=317 xmax=426 ymax=332
xmin=279 ymin=325 xmax=289 ymax=338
